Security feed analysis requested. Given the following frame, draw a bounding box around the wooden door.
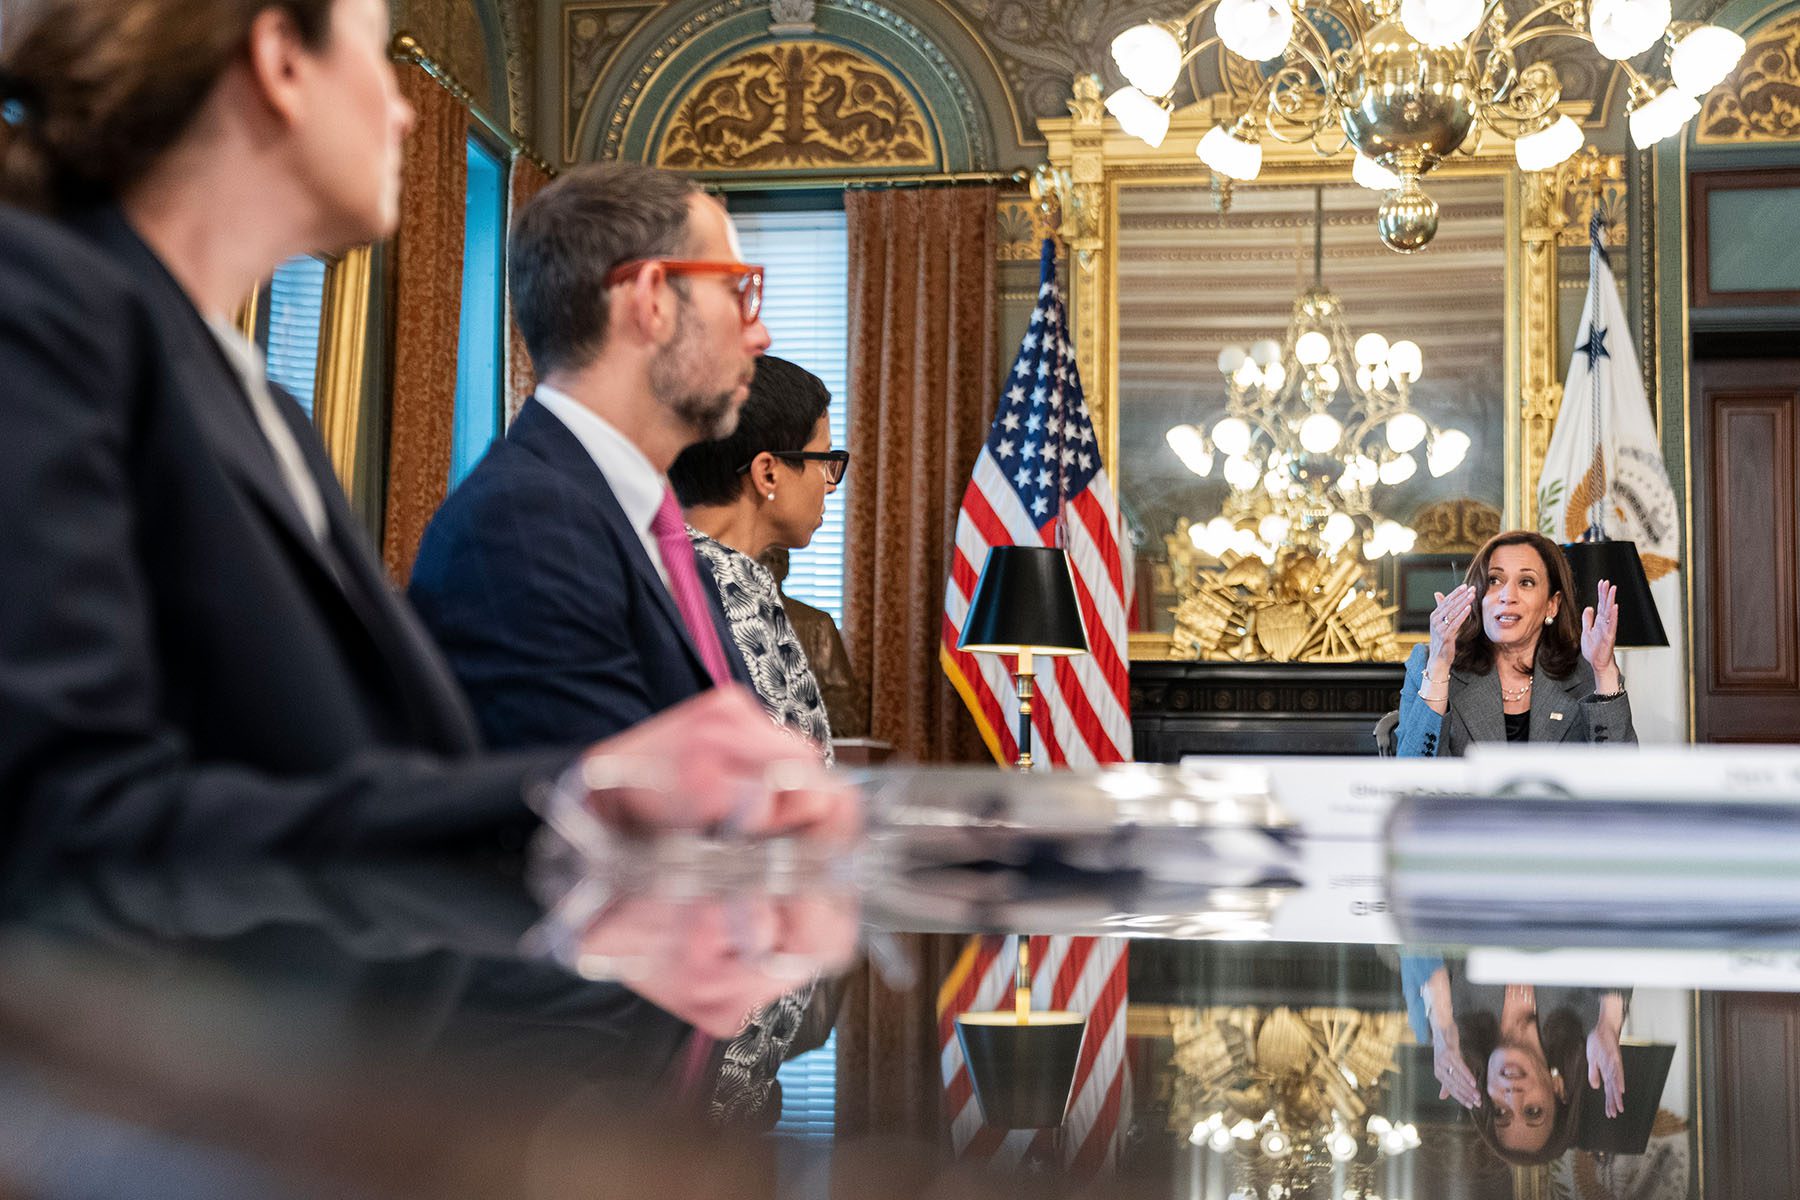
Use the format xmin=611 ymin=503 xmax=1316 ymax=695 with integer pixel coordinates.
xmin=1691 ymin=359 xmax=1800 ymax=743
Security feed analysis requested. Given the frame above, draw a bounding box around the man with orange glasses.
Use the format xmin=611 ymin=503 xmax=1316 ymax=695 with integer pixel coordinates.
xmin=409 ymin=162 xmax=781 ymax=754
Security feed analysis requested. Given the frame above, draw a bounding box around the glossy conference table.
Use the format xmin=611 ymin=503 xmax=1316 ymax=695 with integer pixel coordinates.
xmin=3 ymin=747 xmax=1799 ymax=1200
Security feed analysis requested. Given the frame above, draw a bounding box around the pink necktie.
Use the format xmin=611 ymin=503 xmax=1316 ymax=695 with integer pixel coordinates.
xmin=650 ymin=488 xmax=734 ymax=688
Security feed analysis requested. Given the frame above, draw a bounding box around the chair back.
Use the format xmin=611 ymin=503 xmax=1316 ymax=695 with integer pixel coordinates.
xmin=1373 ymin=709 xmax=1399 ymax=757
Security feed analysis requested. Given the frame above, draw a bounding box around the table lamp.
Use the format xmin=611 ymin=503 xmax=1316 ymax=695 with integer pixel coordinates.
xmin=1561 ymin=536 xmax=1669 ymax=647
xmin=957 ymin=546 xmax=1090 ymax=768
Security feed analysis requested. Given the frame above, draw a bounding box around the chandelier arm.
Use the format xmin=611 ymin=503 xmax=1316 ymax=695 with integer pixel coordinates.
xmin=1286 ymin=9 xmax=1355 ymax=105
xmin=1178 ymin=33 xmax=1227 ymax=68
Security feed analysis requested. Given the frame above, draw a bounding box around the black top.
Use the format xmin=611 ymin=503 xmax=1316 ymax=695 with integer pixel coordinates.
xmin=1504 ymin=709 xmax=1531 ymax=743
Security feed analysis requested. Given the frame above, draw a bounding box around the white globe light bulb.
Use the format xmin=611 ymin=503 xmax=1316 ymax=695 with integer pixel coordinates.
xmin=1589 ymin=0 xmax=1672 ymax=61
xmin=1215 ymin=0 xmax=1295 ymax=61
xmin=1315 ymin=362 xmax=1341 ymax=395
xmin=1672 ymin=25 xmax=1747 ymax=95
xmin=1103 ymin=87 xmax=1171 ymax=148
xmin=1399 ymin=0 xmax=1483 ymax=47
xmin=1629 ymin=86 xmax=1701 ymax=149
xmin=1110 ymin=23 xmax=1185 ymax=98
xmin=1329 ymin=1131 xmax=1359 ymax=1161
xmin=1385 ymin=410 xmax=1428 ymax=453
xmin=1223 ymin=453 xmax=1261 ymax=489
xmin=1299 ymin=411 xmax=1343 ymax=454
xmin=1208 ymin=1125 xmax=1236 ymax=1152
xmin=1165 ymin=424 xmax=1215 ymax=476
xmin=1197 ymin=125 xmax=1263 ymax=181
xmin=1261 ymin=360 xmax=1287 ymax=391
xmin=1233 ymin=359 xmax=1263 ymax=389
xmin=1211 ymin=416 xmax=1253 ymax=456
xmin=1379 ymin=452 xmax=1418 ymax=485
xmin=1354 ymin=332 xmax=1390 ymax=367
xmin=1428 ymin=428 xmax=1471 ymax=475
xmin=1323 ymin=511 xmax=1355 ymax=546
xmin=1386 ymin=339 xmax=1423 ymax=382
xmin=1217 ymin=345 xmax=1248 ymax=376
xmin=1295 ymin=330 xmax=1331 ymax=365
xmin=1258 ymin=513 xmax=1289 ymax=544
xmin=1515 ymin=113 xmax=1585 ymax=172
xmin=1249 ymin=338 xmax=1283 ymax=367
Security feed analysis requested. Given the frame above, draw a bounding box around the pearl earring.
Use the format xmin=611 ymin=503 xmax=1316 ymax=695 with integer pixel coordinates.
xmin=767 ymin=492 xmax=776 ymax=502
xmin=1544 ymin=615 xmax=1553 ymax=625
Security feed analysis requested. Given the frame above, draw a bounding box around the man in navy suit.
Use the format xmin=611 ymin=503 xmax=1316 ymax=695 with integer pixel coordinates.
xmin=409 ymin=163 xmax=773 ymax=751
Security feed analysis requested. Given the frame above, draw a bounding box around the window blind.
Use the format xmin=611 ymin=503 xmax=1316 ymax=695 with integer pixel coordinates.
xmin=264 ymin=255 xmax=327 ymax=417
xmin=774 ymin=1029 xmax=837 ymax=1139
xmin=731 ymin=209 xmax=850 ymax=623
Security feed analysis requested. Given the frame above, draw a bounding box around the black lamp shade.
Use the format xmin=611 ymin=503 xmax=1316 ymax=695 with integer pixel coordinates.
xmin=958 ymin=547 xmax=1090 ymax=657
xmin=1561 ymin=538 xmax=1668 ymax=648
xmin=955 ymin=1012 xmax=1088 ymax=1128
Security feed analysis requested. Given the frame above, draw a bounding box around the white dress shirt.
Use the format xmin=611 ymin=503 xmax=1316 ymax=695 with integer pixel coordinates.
xmin=532 ymin=384 xmax=672 ymax=590
xmin=205 ymin=318 xmax=329 ymax=543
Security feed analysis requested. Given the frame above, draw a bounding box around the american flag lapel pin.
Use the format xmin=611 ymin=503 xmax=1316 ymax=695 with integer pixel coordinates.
xmin=1551 ymin=711 xmax=1564 ymax=721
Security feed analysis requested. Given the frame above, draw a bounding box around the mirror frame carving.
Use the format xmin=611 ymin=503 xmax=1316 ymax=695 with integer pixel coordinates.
xmin=1035 ymin=76 xmax=1612 ymax=660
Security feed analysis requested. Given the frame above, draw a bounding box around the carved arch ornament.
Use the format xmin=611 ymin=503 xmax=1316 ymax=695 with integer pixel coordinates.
xmin=563 ymin=0 xmax=997 ymax=172
xmin=1697 ymin=8 xmax=1800 ymax=142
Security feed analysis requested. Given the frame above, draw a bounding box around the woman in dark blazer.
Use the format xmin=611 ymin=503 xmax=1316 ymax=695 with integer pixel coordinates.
xmin=1397 ymin=530 xmax=1635 ymax=757
xmin=0 ymin=0 xmax=835 ymax=864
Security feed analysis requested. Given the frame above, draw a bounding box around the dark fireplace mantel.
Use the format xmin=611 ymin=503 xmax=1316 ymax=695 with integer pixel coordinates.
xmin=1129 ymin=659 xmax=1405 ymax=762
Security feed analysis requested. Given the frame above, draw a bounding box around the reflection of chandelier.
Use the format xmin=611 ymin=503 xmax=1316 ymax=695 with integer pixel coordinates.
xmin=1105 ymin=0 xmax=1746 ymax=251
xmin=1164 ymin=187 xmax=1469 ymax=566
xmin=1168 ymin=1006 xmax=1419 ymax=1199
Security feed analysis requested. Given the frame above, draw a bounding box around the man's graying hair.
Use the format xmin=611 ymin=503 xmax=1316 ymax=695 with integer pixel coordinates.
xmin=508 ymin=161 xmax=700 ymax=377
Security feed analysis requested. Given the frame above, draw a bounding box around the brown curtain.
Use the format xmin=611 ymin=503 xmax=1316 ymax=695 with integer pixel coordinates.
xmin=834 ymin=186 xmax=999 ymax=1143
xmin=380 ymin=64 xmax=468 ymax=584
xmin=841 ymin=186 xmax=998 ymax=767
xmin=504 ymin=155 xmax=554 ymax=426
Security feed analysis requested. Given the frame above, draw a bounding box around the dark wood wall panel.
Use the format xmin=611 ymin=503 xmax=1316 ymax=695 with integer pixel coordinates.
xmin=1692 ymin=361 xmax=1800 ymax=743
xmin=1707 ymin=992 xmax=1800 ymax=1200
xmin=1712 ymin=400 xmax=1797 ymax=687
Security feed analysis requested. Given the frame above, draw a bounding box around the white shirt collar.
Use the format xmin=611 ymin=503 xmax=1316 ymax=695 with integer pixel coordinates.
xmin=532 ymin=383 xmax=668 ymax=537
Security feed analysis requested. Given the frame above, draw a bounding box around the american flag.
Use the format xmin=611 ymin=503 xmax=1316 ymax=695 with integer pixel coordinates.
xmin=936 ymin=240 xmax=1133 ymax=1172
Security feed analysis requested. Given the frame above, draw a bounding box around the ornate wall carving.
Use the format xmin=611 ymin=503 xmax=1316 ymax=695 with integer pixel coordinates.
xmin=931 ymin=0 xmax=1172 ymax=138
xmin=656 ymin=42 xmax=937 ymax=170
xmin=1412 ymin=499 xmax=1502 ymax=553
xmin=1697 ymin=10 xmax=1800 ymax=142
xmin=564 ymin=3 xmax=661 ymax=161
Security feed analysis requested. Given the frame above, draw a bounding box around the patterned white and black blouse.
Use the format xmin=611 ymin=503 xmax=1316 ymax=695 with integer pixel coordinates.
xmin=688 ymin=529 xmax=834 ymax=766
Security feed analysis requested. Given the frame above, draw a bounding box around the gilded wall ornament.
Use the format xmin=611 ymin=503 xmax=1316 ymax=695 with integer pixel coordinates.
xmin=657 ymin=42 xmax=936 ymax=170
xmin=1164 ymin=529 xmax=1401 ymax=663
xmin=1697 ymin=12 xmax=1800 ymax=143
xmin=1412 ymin=498 xmax=1502 ymax=553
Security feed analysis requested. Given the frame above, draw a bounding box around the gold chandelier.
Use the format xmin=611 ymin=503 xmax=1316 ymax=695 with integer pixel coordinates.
xmin=1105 ymin=0 xmax=1746 ymax=250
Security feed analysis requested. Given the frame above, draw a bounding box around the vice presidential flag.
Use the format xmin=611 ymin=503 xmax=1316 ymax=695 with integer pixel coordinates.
xmin=1535 ymin=216 xmax=1685 ymax=742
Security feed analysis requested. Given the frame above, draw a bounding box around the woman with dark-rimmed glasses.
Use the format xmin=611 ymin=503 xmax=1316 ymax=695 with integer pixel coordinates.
xmin=668 ymin=355 xmax=846 ymax=764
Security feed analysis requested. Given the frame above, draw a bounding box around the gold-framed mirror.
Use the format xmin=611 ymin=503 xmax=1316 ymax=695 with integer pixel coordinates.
xmin=1037 ymin=78 xmax=1611 ymax=662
